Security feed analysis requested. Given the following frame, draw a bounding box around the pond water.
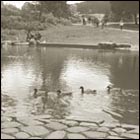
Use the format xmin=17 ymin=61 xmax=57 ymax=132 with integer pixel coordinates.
xmin=1 ymin=45 xmax=139 ymax=125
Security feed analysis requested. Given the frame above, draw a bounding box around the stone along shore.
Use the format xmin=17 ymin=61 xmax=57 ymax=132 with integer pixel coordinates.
xmin=1 ymin=114 xmax=139 ymax=139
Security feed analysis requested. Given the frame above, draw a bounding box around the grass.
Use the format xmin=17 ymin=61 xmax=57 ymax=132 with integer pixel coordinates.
xmin=40 ymin=25 xmax=139 ymax=49
xmin=2 ymin=24 xmax=139 ymax=50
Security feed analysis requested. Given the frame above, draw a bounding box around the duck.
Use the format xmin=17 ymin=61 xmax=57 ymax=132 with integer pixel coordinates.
xmin=32 ymin=88 xmax=48 ymax=98
xmin=79 ymin=86 xmax=97 ymax=94
xmin=56 ymin=90 xmax=72 ymax=97
xmin=106 ymin=85 xmax=122 ymax=94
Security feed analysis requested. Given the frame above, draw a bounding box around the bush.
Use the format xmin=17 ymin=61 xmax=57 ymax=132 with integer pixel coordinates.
xmin=58 ymin=18 xmax=72 ymax=25
xmin=1 ymin=12 xmax=72 ymax=31
xmin=43 ymin=13 xmax=58 ymax=25
xmin=1 ymin=29 xmax=20 ymax=41
xmin=1 ymin=15 xmax=27 ymax=29
xmin=70 ymin=16 xmax=81 ymax=23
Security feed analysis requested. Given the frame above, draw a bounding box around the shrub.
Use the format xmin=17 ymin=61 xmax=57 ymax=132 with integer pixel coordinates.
xmin=58 ymin=17 xmax=72 ymax=25
xmin=43 ymin=13 xmax=58 ymax=25
xmin=70 ymin=16 xmax=81 ymax=23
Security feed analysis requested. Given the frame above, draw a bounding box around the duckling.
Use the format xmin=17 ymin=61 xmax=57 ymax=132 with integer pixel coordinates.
xmin=79 ymin=86 xmax=97 ymax=94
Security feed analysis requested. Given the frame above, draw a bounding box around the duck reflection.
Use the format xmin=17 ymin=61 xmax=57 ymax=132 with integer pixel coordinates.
xmin=30 ymin=89 xmax=71 ymax=119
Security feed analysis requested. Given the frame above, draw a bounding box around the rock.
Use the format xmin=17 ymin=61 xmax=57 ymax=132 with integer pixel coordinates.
xmin=29 ymin=137 xmax=42 ymax=139
xmin=100 ymin=122 xmax=120 ymax=128
xmin=66 ymin=117 xmax=103 ymax=124
xmin=118 ymin=44 xmax=131 ymax=48
xmin=108 ymin=131 xmax=118 ymax=136
xmin=121 ymin=133 xmax=139 ymax=139
xmin=82 ymin=131 xmax=107 ymax=139
xmin=17 ymin=118 xmax=44 ymax=126
xmin=98 ymin=42 xmax=117 ymax=49
xmin=15 ymin=132 xmax=30 ymax=139
xmin=127 ymin=128 xmax=139 ymax=134
xmin=2 ymin=121 xmax=22 ymax=128
xmin=97 ymin=127 xmax=110 ymax=132
xmin=46 ymin=122 xmax=68 ymax=130
xmin=112 ymin=128 xmax=126 ymax=134
xmin=34 ymin=114 xmax=52 ymax=119
xmin=1 ymin=134 xmax=15 ymax=139
xmin=79 ymin=122 xmax=98 ymax=130
xmin=36 ymin=118 xmax=51 ymax=124
xmin=60 ymin=120 xmax=79 ymax=127
xmin=66 ymin=126 xmax=90 ymax=133
xmin=21 ymin=126 xmax=50 ymax=136
xmin=121 ymin=124 xmax=139 ymax=131
xmin=1 ymin=116 xmax=13 ymax=122
xmin=67 ymin=133 xmax=86 ymax=139
xmin=103 ymin=109 xmax=123 ymax=118
xmin=45 ymin=131 xmax=66 ymax=139
xmin=79 ymin=122 xmax=98 ymax=127
xmin=107 ymin=136 xmax=125 ymax=139
xmin=2 ymin=128 xmax=19 ymax=134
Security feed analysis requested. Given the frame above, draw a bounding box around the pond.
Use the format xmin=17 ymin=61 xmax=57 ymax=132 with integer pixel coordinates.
xmin=1 ymin=45 xmax=139 ymax=125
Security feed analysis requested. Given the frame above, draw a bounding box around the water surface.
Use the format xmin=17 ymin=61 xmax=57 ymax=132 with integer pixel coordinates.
xmin=1 ymin=45 xmax=139 ymax=125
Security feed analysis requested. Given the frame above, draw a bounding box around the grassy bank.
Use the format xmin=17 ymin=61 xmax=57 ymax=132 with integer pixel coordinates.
xmin=2 ymin=24 xmax=139 ymax=50
xmin=41 ymin=25 xmax=139 ymax=49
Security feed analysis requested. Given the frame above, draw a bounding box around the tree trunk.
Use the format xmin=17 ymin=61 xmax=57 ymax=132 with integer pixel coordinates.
xmin=134 ymin=13 xmax=138 ymax=25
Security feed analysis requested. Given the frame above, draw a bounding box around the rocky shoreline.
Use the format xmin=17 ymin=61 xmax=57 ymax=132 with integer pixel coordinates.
xmin=1 ymin=114 xmax=139 ymax=139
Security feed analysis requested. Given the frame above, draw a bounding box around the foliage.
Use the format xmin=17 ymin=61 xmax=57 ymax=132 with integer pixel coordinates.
xmin=58 ymin=18 xmax=72 ymax=26
xmin=1 ymin=1 xmax=72 ymax=31
xmin=37 ymin=1 xmax=71 ymax=18
xmin=1 ymin=3 xmax=21 ymax=16
xmin=43 ymin=13 xmax=58 ymax=25
xmin=70 ymin=16 xmax=81 ymax=23
xmin=1 ymin=15 xmax=26 ymax=29
xmin=110 ymin=1 xmax=139 ymax=24
xmin=76 ymin=1 xmax=111 ymax=14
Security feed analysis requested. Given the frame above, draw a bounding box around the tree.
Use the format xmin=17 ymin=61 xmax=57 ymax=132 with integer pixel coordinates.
xmin=110 ymin=1 xmax=139 ymax=24
xmin=36 ymin=1 xmax=70 ymax=18
xmin=76 ymin=1 xmax=111 ymax=14
xmin=1 ymin=3 xmax=21 ymax=16
xmin=21 ymin=2 xmax=36 ymax=20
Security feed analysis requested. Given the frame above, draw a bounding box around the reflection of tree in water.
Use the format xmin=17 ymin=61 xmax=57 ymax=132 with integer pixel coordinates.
xmin=47 ymin=97 xmax=71 ymax=119
xmin=30 ymin=95 xmax=71 ymax=119
xmin=109 ymin=90 xmax=139 ymax=125
xmin=33 ymin=47 xmax=68 ymax=91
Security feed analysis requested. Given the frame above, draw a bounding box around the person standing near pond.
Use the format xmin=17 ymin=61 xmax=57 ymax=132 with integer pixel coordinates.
xmin=120 ymin=19 xmax=124 ymax=30
xmin=101 ymin=19 xmax=105 ymax=29
xmin=82 ymin=15 xmax=86 ymax=25
xmin=93 ymin=17 xmax=99 ymax=27
xmin=26 ymin=30 xmax=33 ymax=42
xmin=88 ymin=16 xmax=91 ymax=24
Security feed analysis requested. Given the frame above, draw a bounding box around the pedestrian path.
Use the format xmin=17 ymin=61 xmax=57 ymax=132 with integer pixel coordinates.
xmin=72 ymin=23 xmax=139 ymax=33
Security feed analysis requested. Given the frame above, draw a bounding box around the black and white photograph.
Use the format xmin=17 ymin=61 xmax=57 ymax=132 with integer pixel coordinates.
xmin=1 ymin=1 xmax=139 ymax=139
